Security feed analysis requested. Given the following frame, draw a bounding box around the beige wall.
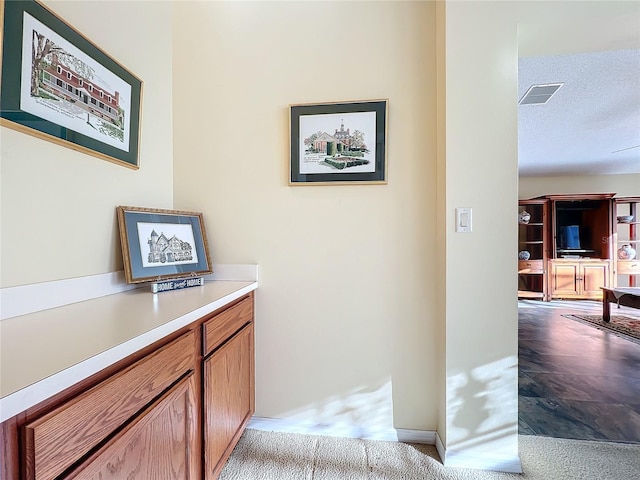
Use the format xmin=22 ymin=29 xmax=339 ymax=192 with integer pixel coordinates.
xmin=173 ymin=1 xmax=437 ymax=432
xmin=440 ymin=0 xmax=520 ymax=462
xmin=435 ymin=0 xmax=448 ymax=453
xmin=520 ymin=173 xmax=640 ymax=200
xmin=0 ymin=0 xmax=174 ymax=287
xmin=439 ymin=0 xmax=639 ymax=464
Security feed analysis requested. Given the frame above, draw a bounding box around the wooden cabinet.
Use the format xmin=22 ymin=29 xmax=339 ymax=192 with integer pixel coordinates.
xmin=203 ymin=295 xmax=254 ymax=354
xmin=518 ymin=200 xmax=549 ymax=300
xmin=614 ymin=197 xmax=640 ymax=287
xmin=618 ymin=260 xmax=640 ymax=275
xmin=519 ymin=193 xmax=615 ymax=300
xmin=204 ymin=323 xmax=254 ymax=479
xmin=66 ymin=374 xmax=198 ymax=480
xmin=202 ymin=295 xmax=255 ymax=480
xmin=546 ymin=193 xmax=614 ymax=300
xmin=23 ymin=331 xmax=196 ymax=480
xmin=549 ymin=260 xmax=610 ymax=299
xmin=582 ymin=262 xmax=611 ymax=296
xmin=0 ymin=292 xmax=255 ymax=480
xmin=548 ymin=194 xmax=614 ymax=262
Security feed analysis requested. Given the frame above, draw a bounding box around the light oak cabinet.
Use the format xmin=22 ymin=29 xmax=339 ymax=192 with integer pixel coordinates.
xmin=1 ymin=292 xmax=255 ymax=480
xmin=23 ymin=331 xmax=196 ymax=480
xmin=204 ymin=324 xmax=254 ymax=479
xmin=202 ymin=295 xmax=255 ymax=479
xmin=66 ymin=373 xmax=199 ymax=480
xmin=549 ymin=260 xmax=610 ymax=299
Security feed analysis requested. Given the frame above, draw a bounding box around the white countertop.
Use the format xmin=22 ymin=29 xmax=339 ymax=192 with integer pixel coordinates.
xmin=0 ymin=280 xmax=257 ymax=422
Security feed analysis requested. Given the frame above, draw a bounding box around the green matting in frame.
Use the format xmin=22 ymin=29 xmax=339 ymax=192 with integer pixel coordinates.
xmin=0 ymin=0 xmax=142 ymax=168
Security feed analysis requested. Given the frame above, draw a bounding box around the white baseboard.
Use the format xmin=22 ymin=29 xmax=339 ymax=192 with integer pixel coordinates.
xmin=248 ymin=416 xmax=436 ymax=445
xmin=1 ymin=264 xmax=259 ymax=320
xmin=435 ymin=432 xmax=522 ymax=473
xmin=436 ymin=431 xmax=446 ymax=463
xmin=396 ymin=428 xmax=437 ymax=444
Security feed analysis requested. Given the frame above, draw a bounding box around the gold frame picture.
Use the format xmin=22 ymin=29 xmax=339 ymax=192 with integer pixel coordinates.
xmin=117 ymin=206 xmax=213 ymax=284
xmin=0 ymin=0 xmax=143 ymax=168
xmin=289 ymin=99 xmax=388 ymax=185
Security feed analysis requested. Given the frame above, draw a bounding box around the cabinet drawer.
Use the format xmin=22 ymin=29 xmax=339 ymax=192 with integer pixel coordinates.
xmin=24 ymin=331 xmax=195 ymax=480
xmin=518 ymin=260 xmax=543 ymax=273
xmin=618 ymin=260 xmax=640 ymax=274
xmin=64 ymin=374 xmax=198 ymax=480
xmin=203 ymin=296 xmax=253 ymax=356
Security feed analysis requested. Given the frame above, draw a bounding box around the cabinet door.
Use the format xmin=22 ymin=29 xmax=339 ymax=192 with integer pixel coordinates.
xmin=550 ymin=262 xmax=580 ymax=297
xmin=65 ymin=373 xmax=198 ymax=480
xmin=582 ymin=263 xmax=609 ymax=298
xmin=204 ymin=323 xmax=254 ymax=479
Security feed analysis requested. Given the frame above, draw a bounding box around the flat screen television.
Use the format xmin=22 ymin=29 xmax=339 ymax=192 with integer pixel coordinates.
xmin=558 ymin=225 xmax=581 ymax=250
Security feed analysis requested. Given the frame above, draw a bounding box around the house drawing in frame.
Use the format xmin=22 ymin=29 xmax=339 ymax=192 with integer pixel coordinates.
xmin=20 ymin=12 xmax=132 ymax=151
xmin=147 ymin=230 xmax=194 ymax=264
xmin=40 ymin=52 xmax=124 ymax=128
xmin=302 ymin=116 xmax=374 ymax=172
xmin=290 ymin=99 xmax=387 ymax=185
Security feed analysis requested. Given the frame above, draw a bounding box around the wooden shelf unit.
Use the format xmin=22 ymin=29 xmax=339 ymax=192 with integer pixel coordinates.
xmin=518 ymin=199 xmax=549 ymax=301
xmin=614 ymin=197 xmax=640 ymax=287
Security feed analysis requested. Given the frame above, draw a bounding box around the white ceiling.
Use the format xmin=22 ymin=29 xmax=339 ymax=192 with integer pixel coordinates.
xmin=517 ymin=8 xmax=640 ymax=177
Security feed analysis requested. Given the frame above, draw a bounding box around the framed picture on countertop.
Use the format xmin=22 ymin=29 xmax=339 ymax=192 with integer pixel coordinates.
xmin=117 ymin=206 xmax=213 ymax=284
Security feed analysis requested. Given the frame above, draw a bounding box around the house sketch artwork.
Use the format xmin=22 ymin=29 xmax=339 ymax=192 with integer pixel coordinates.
xmin=147 ymin=230 xmax=193 ymax=264
xmin=20 ymin=13 xmax=131 ymax=151
xmin=300 ymin=111 xmax=377 ymax=174
xmin=40 ymin=52 xmax=123 ymax=127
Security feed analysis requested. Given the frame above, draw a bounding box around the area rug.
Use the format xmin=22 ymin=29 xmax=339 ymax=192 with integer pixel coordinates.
xmin=562 ymin=313 xmax=640 ymax=344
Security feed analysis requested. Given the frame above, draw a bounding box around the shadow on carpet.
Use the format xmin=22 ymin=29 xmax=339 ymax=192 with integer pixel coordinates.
xmin=562 ymin=313 xmax=640 ymax=344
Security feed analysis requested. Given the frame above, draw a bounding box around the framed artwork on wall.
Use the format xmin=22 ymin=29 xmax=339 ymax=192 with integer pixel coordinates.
xmin=117 ymin=206 xmax=213 ymax=284
xmin=289 ymin=99 xmax=388 ymax=185
xmin=0 ymin=0 xmax=143 ymax=169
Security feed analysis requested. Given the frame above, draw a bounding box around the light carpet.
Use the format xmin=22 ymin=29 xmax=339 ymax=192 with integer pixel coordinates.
xmin=219 ymin=429 xmax=640 ymax=480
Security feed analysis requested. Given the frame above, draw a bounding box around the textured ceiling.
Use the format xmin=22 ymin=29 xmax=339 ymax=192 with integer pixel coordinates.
xmin=517 ymin=3 xmax=640 ymax=177
xmin=518 ymin=49 xmax=640 ymax=177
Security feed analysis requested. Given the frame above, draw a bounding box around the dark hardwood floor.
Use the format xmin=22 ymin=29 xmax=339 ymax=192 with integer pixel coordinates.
xmin=518 ymin=299 xmax=640 ymax=444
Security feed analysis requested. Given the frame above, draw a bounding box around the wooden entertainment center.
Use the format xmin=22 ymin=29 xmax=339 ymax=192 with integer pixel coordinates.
xmin=518 ymin=194 xmax=640 ymax=301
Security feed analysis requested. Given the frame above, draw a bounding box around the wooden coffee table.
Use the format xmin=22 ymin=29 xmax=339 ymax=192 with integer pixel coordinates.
xmin=601 ymin=287 xmax=640 ymax=322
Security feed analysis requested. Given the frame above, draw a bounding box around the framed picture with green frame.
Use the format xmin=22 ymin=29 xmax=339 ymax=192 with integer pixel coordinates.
xmin=0 ymin=0 xmax=143 ymax=169
xmin=289 ymin=99 xmax=388 ymax=185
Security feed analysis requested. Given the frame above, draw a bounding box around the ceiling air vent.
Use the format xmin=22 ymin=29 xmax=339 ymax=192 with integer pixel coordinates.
xmin=519 ymin=83 xmax=563 ymax=105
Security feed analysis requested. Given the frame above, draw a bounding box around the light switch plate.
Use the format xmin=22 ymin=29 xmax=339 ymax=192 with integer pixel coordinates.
xmin=455 ymin=207 xmax=472 ymax=232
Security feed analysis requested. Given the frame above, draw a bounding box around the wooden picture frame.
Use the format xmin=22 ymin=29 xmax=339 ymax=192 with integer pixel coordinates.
xmin=289 ymin=99 xmax=388 ymax=185
xmin=0 ymin=0 xmax=143 ymax=169
xmin=117 ymin=206 xmax=213 ymax=284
